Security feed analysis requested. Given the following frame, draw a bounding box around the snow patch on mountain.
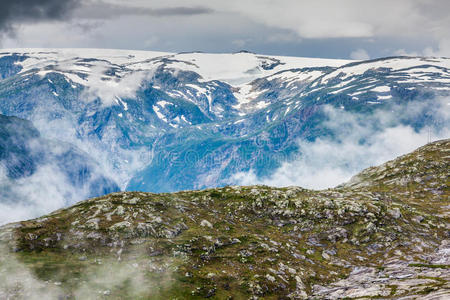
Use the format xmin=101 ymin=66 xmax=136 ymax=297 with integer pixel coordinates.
xmin=371 ymin=86 xmax=391 ymax=92
xmin=166 ymin=52 xmax=352 ymax=85
xmin=1 ymin=48 xmax=169 ymax=66
xmin=233 ymin=84 xmax=268 ymax=110
xmin=153 ymin=105 xmax=167 ymax=122
xmin=321 ymin=57 xmax=450 ymax=84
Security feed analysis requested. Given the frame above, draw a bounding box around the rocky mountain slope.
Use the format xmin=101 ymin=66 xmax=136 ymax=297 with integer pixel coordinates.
xmin=0 ymin=49 xmax=448 ymax=194
xmin=0 ymin=139 xmax=448 ymax=299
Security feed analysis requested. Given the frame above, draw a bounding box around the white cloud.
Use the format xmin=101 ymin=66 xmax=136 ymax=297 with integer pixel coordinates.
xmin=0 ymin=164 xmax=83 ymax=224
xmin=187 ymin=0 xmax=436 ymax=39
xmin=233 ymin=98 xmax=450 ymax=190
xmin=350 ymin=49 xmax=370 ymax=60
xmin=394 ymin=49 xmax=420 ymax=57
xmin=231 ymin=39 xmax=247 ymax=48
xmin=424 ymin=38 xmax=450 ymax=57
xmin=266 ymin=32 xmax=298 ymax=43
xmin=0 ymin=242 xmax=174 ymax=298
xmin=80 ymin=64 xmax=155 ymax=106
xmin=0 ymin=243 xmax=63 ymax=299
xmin=144 ymin=36 xmax=160 ymax=49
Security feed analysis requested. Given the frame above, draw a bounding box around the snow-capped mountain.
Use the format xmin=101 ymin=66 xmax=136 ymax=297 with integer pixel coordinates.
xmin=0 ymin=48 xmax=449 ymax=195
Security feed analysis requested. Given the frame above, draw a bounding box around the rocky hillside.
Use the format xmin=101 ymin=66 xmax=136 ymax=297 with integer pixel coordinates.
xmin=0 ymin=139 xmax=448 ymax=299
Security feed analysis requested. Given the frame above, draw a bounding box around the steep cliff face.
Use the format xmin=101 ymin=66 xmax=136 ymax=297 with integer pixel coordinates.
xmin=0 ymin=139 xmax=448 ymax=299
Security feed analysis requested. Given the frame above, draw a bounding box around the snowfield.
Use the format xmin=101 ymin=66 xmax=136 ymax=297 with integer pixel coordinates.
xmin=1 ymin=48 xmax=353 ymax=86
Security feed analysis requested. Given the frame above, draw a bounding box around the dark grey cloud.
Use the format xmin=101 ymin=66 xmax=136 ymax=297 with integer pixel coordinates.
xmin=0 ymin=0 xmax=80 ymax=34
xmin=75 ymin=1 xmax=214 ymax=19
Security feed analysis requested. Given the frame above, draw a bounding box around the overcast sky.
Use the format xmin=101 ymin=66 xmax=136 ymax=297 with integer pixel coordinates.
xmin=0 ymin=0 xmax=449 ymax=59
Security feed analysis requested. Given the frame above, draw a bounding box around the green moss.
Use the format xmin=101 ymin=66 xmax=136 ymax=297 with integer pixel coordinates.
xmin=388 ymin=284 xmax=398 ymax=296
xmin=408 ymin=264 xmax=450 ymax=269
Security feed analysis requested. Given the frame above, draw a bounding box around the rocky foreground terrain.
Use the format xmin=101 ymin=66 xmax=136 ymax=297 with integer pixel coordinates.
xmin=0 ymin=139 xmax=449 ymax=299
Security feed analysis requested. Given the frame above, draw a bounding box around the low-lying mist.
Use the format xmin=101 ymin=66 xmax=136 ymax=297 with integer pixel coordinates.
xmin=0 ymin=130 xmax=119 ymax=225
xmin=0 ymin=241 xmax=174 ymax=299
xmin=233 ymin=97 xmax=450 ymax=189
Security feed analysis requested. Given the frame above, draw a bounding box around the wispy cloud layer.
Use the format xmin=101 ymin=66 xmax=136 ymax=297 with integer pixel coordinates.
xmin=233 ymin=98 xmax=450 ymax=189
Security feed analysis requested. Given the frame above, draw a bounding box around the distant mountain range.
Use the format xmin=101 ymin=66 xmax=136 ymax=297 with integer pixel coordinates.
xmin=0 ymin=49 xmax=448 ymax=209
